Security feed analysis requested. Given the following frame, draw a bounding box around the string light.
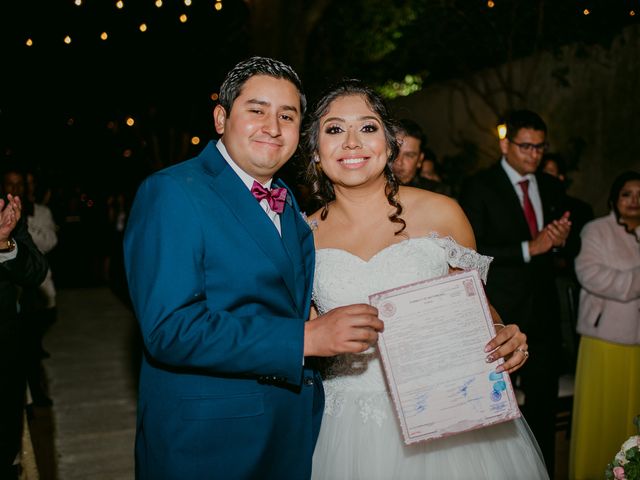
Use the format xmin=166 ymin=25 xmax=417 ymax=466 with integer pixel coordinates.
xmin=7 ymin=2 xmax=634 ymax=52
xmin=191 ymin=136 xmax=200 ymax=145
xmin=126 ymin=117 xmax=135 ymax=127
xmin=497 ymin=123 xmax=507 ymax=139
xmin=210 ymin=92 xmax=219 ymax=101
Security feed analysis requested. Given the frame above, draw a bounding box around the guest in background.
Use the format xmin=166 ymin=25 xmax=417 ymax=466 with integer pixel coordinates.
xmin=459 ymin=109 xmax=571 ymax=473
xmin=0 ymin=167 xmax=48 ymax=479
xmin=540 ymin=153 xmax=594 ymax=268
xmin=539 ymin=153 xmax=595 ymax=373
xmin=392 ymin=118 xmax=451 ymax=196
xmin=419 ymin=147 xmax=453 ymax=197
xmin=391 ymin=118 xmax=426 ymax=186
xmin=25 ymin=169 xmax=59 ymax=334
xmin=2 ymin=167 xmax=58 ymax=406
xmin=105 ymin=190 xmax=129 ymax=302
xmin=569 ymin=170 xmax=640 ymax=480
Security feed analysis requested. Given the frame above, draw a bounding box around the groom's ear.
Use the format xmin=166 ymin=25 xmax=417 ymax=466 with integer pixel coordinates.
xmin=213 ymin=105 xmax=227 ymax=135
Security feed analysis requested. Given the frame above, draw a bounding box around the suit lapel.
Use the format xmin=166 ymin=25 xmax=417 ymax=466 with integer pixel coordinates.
xmin=274 ymin=180 xmax=315 ymax=316
xmin=201 ymin=144 xmax=299 ymax=306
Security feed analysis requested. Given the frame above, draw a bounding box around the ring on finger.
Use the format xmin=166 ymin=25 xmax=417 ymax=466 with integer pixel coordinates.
xmin=515 ymin=347 xmax=529 ymax=359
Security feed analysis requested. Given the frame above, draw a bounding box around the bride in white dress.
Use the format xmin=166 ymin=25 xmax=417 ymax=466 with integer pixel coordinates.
xmin=302 ymin=80 xmax=549 ymax=479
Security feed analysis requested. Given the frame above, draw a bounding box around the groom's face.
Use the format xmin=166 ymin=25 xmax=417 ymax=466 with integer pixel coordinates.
xmin=214 ymin=75 xmax=302 ymax=184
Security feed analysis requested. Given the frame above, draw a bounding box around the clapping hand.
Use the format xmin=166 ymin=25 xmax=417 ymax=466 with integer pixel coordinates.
xmin=545 ymin=211 xmax=571 ymax=247
xmin=529 ymin=211 xmax=571 ymax=256
xmin=0 ymin=194 xmax=21 ymax=242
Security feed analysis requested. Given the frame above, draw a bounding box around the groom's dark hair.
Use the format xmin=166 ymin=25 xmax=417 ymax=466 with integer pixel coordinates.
xmin=218 ymin=56 xmax=306 ymax=116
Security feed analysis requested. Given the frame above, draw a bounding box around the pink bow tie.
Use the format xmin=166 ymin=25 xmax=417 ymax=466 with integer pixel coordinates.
xmin=251 ymin=181 xmax=287 ymax=214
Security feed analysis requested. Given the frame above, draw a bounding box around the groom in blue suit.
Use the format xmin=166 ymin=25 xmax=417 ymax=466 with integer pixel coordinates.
xmin=124 ymin=57 xmax=383 ymax=479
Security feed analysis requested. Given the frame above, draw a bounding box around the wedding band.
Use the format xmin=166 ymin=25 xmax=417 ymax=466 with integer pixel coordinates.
xmin=515 ymin=348 xmax=529 ymax=359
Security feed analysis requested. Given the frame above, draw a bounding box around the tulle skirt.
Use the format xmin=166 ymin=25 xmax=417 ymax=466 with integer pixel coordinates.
xmin=569 ymin=335 xmax=640 ymax=480
xmin=311 ymin=386 xmax=549 ymax=480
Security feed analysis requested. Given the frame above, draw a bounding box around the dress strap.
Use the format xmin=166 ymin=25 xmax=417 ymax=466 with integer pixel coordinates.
xmin=428 ymin=233 xmax=493 ymax=283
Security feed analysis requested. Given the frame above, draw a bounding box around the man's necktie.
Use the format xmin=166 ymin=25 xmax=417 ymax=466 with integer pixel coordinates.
xmin=518 ymin=179 xmax=539 ymax=238
xmin=251 ymin=181 xmax=287 ymax=214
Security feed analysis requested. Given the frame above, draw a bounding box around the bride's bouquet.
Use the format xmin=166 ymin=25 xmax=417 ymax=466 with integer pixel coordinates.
xmin=605 ymin=416 xmax=640 ymax=480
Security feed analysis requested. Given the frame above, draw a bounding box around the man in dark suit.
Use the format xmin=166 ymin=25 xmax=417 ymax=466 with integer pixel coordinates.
xmin=124 ymin=57 xmax=383 ymax=479
xmin=459 ymin=110 xmax=571 ymax=474
xmin=0 ymin=177 xmax=48 ymax=479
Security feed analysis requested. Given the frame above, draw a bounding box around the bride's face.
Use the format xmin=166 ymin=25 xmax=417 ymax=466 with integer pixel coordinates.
xmin=316 ymin=94 xmax=390 ymax=189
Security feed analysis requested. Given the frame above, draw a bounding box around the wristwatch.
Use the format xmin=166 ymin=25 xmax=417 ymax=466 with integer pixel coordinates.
xmin=0 ymin=238 xmax=16 ymax=253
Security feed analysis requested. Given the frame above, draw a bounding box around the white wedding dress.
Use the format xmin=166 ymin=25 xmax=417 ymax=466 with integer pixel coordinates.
xmin=310 ymin=235 xmax=549 ymax=480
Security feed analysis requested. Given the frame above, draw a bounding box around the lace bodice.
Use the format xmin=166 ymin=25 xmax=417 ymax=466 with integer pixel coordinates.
xmin=312 ymin=234 xmax=492 ymax=425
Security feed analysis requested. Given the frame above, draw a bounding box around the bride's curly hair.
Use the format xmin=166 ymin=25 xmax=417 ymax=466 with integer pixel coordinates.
xmin=302 ymin=79 xmax=405 ymax=234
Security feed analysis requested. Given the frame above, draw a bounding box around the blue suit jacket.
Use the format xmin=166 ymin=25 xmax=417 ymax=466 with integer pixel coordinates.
xmin=124 ymin=141 xmax=322 ymax=479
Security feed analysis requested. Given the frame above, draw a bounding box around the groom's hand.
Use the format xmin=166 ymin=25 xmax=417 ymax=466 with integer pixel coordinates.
xmin=304 ymin=304 xmax=383 ymax=357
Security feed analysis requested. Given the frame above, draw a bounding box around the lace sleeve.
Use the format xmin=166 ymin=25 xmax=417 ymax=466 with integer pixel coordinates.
xmin=429 ymin=233 xmax=493 ymax=283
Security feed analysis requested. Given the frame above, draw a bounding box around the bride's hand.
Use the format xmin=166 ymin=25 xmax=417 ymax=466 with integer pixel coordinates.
xmin=484 ymin=323 xmax=529 ymax=374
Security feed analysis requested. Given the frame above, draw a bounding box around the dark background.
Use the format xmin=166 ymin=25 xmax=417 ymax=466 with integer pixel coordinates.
xmin=1 ymin=0 xmax=638 ymax=286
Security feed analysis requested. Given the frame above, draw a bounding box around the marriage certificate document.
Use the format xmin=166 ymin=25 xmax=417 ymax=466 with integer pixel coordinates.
xmin=369 ymin=269 xmax=520 ymax=445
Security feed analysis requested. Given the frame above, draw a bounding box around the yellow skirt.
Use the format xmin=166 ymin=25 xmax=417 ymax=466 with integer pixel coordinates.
xmin=569 ymin=335 xmax=640 ymax=480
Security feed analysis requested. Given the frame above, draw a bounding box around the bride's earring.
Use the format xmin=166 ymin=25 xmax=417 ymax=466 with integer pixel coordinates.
xmin=313 ymin=154 xmax=323 ymax=172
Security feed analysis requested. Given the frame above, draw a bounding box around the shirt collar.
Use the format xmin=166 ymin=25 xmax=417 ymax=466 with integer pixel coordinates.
xmin=500 ymin=156 xmax=537 ymax=187
xmin=216 ymin=139 xmax=273 ymax=190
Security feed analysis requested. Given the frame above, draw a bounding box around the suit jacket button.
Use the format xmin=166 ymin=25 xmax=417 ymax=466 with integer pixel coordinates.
xmin=304 ymin=377 xmax=313 ymax=386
